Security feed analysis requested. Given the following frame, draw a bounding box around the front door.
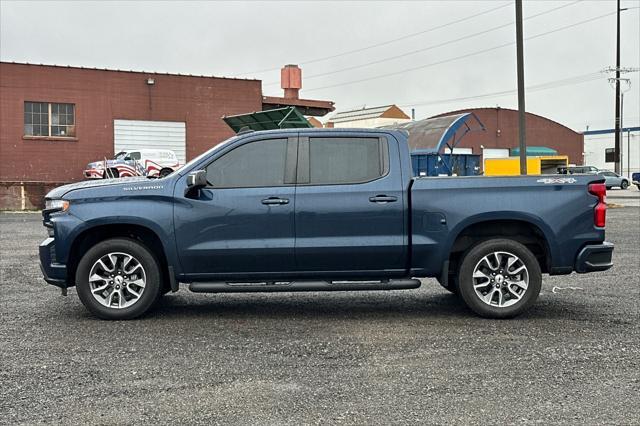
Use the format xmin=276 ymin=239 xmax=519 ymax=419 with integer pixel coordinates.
xmin=175 ymin=137 xmax=297 ymax=278
xmin=294 ymin=134 xmax=406 ymax=275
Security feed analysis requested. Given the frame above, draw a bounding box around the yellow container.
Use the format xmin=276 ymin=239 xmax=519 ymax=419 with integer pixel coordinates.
xmin=484 ymin=156 xmax=569 ymax=176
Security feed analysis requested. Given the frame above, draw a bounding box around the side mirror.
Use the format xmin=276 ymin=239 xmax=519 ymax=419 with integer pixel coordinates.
xmin=185 ymin=170 xmax=208 ymax=197
xmin=187 ymin=170 xmax=208 ymax=189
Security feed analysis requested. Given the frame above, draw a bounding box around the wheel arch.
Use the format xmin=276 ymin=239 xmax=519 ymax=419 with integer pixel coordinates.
xmin=444 ymin=213 xmax=556 ymax=275
xmin=67 ymin=222 xmax=172 ymax=291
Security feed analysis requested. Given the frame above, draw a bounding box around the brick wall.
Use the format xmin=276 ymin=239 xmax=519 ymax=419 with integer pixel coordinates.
xmin=432 ymin=108 xmax=584 ymax=165
xmin=0 ymin=62 xmax=262 ymax=183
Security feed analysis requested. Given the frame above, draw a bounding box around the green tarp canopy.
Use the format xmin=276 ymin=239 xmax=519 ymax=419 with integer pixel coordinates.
xmin=223 ymin=106 xmax=313 ymax=133
xmin=511 ymin=146 xmax=558 ymax=157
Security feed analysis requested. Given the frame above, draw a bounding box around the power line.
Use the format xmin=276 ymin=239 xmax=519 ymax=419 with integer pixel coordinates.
xmin=303 ymin=10 xmax=618 ymax=93
xmin=397 ymin=72 xmax=603 ymax=108
xmin=235 ymin=2 xmax=512 ymax=76
xmin=264 ymin=0 xmax=582 ymax=86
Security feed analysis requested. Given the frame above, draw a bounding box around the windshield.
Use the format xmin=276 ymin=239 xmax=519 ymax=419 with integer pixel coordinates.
xmin=114 ymin=151 xmax=127 ymax=160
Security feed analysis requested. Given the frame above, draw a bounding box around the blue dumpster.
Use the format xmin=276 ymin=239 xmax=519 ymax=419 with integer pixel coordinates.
xmin=411 ymin=152 xmax=481 ymax=177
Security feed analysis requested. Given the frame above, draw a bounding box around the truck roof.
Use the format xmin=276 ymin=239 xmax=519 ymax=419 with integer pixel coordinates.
xmin=234 ymin=127 xmax=404 ymax=136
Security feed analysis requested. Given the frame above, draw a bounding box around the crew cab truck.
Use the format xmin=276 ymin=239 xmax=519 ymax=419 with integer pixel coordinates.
xmin=40 ymin=128 xmax=614 ymax=320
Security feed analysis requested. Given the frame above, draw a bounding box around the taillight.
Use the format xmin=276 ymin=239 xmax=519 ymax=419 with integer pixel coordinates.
xmin=588 ymin=183 xmax=607 ymax=227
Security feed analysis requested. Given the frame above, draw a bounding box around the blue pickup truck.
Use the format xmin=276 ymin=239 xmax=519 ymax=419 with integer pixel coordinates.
xmin=40 ymin=128 xmax=613 ymax=320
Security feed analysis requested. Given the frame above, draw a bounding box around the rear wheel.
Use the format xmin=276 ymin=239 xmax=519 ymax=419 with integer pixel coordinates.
xmin=159 ymin=168 xmax=173 ymax=178
xmin=457 ymin=239 xmax=541 ymax=318
xmin=75 ymin=238 xmax=162 ymax=320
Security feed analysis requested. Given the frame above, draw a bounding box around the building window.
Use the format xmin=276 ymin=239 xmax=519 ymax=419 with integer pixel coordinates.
xmin=24 ymin=102 xmax=76 ymax=138
xmin=605 ymin=148 xmax=615 ymax=163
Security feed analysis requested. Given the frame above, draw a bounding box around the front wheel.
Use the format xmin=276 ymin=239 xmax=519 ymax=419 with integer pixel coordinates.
xmin=75 ymin=238 xmax=162 ymax=320
xmin=457 ymin=239 xmax=542 ymax=319
xmin=621 ymin=180 xmax=629 ymax=190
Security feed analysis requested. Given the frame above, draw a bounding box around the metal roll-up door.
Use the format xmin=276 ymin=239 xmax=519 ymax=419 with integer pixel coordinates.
xmin=114 ymin=120 xmax=186 ymax=163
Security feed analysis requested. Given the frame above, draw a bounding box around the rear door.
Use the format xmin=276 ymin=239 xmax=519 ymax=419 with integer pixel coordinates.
xmin=294 ymin=133 xmax=406 ymax=275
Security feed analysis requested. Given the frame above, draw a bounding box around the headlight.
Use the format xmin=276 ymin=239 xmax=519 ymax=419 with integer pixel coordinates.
xmin=45 ymin=199 xmax=70 ymax=212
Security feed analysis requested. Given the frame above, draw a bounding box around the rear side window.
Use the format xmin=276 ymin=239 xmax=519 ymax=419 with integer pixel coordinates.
xmin=206 ymin=138 xmax=287 ymax=188
xmin=307 ymin=137 xmax=387 ymax=185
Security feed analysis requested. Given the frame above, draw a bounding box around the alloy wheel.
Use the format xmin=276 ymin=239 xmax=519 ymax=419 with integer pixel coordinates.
xmin=88 ymin=252 xmax=147 ymax=309
xmin=472 ymin=251 xmax=529 ymax=308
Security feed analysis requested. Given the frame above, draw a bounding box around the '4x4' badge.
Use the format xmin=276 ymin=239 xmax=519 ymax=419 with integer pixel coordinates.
xmin=536 ymin=177 xmax=577 ymax=184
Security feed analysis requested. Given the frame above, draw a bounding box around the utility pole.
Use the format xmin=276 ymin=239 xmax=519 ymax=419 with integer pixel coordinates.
xmin=606 ymin=75 xmax=633 ymax=175
xmin=614 ymin=0 xmax=621 ymax=174
xmin=515 ymin=0 xmax=527 ymax=175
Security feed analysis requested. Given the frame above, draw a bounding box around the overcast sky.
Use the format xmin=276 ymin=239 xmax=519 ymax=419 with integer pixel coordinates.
xmin=1 ymin=0 xmax=638 ymax=131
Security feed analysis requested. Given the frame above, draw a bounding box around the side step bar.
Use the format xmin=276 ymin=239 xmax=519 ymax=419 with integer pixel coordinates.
xmin=188 ymin=279 xmax=421 ymax=293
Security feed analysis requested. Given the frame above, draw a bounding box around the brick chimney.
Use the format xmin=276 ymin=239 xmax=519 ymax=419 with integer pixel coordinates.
xmin=281 ymin=64 xmax=302 ymax=99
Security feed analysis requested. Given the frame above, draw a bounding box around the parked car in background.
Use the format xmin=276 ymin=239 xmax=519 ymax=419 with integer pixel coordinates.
xmin=632 ymin=172 xmax=640 ymax=190
xmin=41 ymin=128 xmax=613 ymax=320
xmin=557 ymin=165 xmax=600 ymax=174
xmin=83 ymin=149 xmax=181 ymax=179
xmin=598 ymin=170 xmax=629 ymax=190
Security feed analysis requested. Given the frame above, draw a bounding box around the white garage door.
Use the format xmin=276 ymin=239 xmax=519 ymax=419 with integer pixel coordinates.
xmin=482 ymin=148 xmax=510 ymax=159
xmin=114 ymin=120 xmax=186 ymax=163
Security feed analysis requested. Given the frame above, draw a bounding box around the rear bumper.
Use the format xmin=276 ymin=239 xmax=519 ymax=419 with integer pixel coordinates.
xmin=39 ymin=237 xmax=68 ymax=288
xmin=575 ymin=242 xmax=614 ymax=273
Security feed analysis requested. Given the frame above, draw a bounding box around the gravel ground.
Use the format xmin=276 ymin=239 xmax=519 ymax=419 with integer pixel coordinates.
xmin=1 ymin=208 xmax=638 ymax=425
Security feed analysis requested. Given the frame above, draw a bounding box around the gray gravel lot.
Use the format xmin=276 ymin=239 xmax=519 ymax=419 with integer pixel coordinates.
xmin=1 ymin=208 xmax=639 ymax=425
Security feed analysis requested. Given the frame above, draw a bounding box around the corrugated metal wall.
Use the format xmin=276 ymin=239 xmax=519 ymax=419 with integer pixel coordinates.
xmin=114 ymin=120 xmax=186 ymax=163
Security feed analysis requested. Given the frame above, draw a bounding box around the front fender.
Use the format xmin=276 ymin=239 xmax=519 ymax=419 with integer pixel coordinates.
xmin=54 ymin=193 xmax=178 ymax=275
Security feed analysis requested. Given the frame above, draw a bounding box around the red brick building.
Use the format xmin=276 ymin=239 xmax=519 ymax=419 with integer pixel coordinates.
xmin=0 ymin=62 xmax=333 ymax=209
xmin=431 ymin=107 xmax=584 ymax=165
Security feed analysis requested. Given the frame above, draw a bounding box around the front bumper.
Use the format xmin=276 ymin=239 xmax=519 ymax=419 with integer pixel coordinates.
xmin=575 ymin=242 xmax=614 ymax=273
xmin=39 ymin=237 xmax=68 ymax=288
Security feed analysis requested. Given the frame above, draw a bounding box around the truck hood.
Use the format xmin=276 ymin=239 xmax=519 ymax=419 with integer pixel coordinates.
xmin=45 ymin=176 xmax=151 ymax=199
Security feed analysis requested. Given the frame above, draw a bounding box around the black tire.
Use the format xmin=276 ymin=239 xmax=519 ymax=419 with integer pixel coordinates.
xmin=457 ymin=239 xmax=542 ymax=319
xmin=102 ymin=168 xmax=119 ymax=179
xmin=621 ymin=180 xmax=629 ymax=190
xmin=159 ymin=168 xmax=173 ymax=178
xmin=75 ymin=238 xmax=162 ymax=320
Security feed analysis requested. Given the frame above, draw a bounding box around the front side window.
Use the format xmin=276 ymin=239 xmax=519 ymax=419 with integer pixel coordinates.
xmin=24 ymin=102 xmax=75 ymax=137
xmin=206 ymin=138 xmax=287 ymax=188
xmin=308 ymin=137 xmax=386 ymax=185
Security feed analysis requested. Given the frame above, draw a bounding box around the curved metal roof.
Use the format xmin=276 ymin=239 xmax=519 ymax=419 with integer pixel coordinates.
xmin=385 ymin=112 xmax=485 ymax=153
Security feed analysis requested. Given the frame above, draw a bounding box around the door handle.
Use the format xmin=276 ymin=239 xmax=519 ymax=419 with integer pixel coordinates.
xmin=369 ymin=195 xmax=398 ymax=203
xmin=261 ymin=197 xmax=289 ymax=205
